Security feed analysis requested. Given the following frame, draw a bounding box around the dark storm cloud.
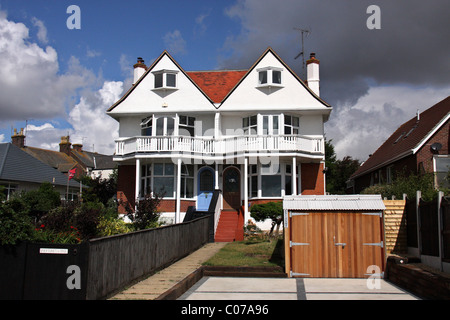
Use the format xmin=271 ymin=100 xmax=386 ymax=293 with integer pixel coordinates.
xmin=219 ymin=0 xmax=450 ymax=160
xmin=220 ymin=0 xmax=450 ymax=106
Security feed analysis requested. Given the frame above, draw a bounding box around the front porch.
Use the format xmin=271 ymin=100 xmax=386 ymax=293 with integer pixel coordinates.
xmin=117 ymin=154 xmax=325 ymax=237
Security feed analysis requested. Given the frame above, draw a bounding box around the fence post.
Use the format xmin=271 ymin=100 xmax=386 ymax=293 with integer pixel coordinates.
xmin=438 ymin=191 xmax=444 ymax=271
xmin=416 ymin=190 xmax=422 ymax=255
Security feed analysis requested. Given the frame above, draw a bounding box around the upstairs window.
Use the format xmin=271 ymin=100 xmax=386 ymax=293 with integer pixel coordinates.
xmin=141 ymin=116 xmax=153 ymax=136
xmin=153 ymin=70 xmax=178 ymax=90
xmin=284 ymin=115 xmax=300 ymax=135
xmin=257 ymin=67 xmax=283 ymax=87
xmin=243 ymin=115 xmax=257 ymax=135
xmin=179 ymin=115 xmax=195 ymax=137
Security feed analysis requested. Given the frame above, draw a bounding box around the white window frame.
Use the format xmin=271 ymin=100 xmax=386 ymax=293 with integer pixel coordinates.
xmin=256 ymin=67 xmax=283 ymax=88
xmin=152 ymin=69 xmax=179 ymax=90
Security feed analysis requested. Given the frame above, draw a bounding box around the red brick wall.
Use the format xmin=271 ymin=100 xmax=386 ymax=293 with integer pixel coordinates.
xmin=416 ymin=119 xmax=449 ymax=173
xmin=158 ymin=200 xmax=195 ymax=213
xmin=301 ymin=163 xmax=325 ymax=195
xmin=117 ymin=164 xmax=136 ymax=214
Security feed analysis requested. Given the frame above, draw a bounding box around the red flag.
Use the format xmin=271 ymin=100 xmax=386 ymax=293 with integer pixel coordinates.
xmin=68 ymin=168 xmax=76 ymax=180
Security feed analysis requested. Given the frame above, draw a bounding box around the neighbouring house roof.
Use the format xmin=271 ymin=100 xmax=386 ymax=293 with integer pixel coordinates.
xmin=21 ymin=146 xmax=77 ymax=173
xmin=186 ymin=70 xmax=247 ymax=104
xmin=71 ymin=150 xmax=116 ymax=170
xmin=350 ymin=96 xmax=450 ymax=180
xmin=283 ymin=195 xmax=386 ymax=211
xmin=0 ymin=143 xmax=81 ymax=188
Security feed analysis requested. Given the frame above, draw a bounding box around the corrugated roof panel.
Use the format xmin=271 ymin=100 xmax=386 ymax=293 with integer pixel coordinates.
xmin=283 ymin=195 xmax=386 ymax=211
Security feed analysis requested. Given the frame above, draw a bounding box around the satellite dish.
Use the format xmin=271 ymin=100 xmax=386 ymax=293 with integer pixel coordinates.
xmin=430 ymin=143 xmax=442 ymax=153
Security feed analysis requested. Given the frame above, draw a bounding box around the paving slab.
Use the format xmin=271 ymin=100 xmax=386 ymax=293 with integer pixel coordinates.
xmin=178 ymin=277 xmax=420 ymax=300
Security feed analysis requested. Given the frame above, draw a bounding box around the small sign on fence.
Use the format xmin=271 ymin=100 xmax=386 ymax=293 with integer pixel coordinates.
xmin=39 ymin=248 xmax=69 ymax=255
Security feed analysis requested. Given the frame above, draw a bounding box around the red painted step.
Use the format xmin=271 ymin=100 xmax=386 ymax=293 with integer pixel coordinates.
xmin=215 ymin=210 xmax=244 ymax=242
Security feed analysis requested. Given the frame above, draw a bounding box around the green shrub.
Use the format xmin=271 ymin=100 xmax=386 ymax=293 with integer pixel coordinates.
xmin=97 ymin=217 xmax=132 ymax=237
xmin=0 ymin=202 xmax=35 ymax=245
xmin=361 ymin=173 xmax=438 ymax=201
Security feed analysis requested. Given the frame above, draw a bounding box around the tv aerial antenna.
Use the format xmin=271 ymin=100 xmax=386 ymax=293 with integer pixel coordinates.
xmin=294 ymin=27 xmax=311 ymax=78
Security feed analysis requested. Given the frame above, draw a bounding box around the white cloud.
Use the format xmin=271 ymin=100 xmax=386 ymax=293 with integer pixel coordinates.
xmin=0 ymin=134 xmax=4 ymax=143
xmin=31 ymin=17 xmax=48 ymax=44
xmin=23 ymin=81 xmax=122 ymax=155
xmin=67 ymin=81 xmax=122 ymax=154
xmin=0 ymin=11 xmax=94 ymax=122
xmin=325 ymin=85 xmax=450 ymax=161
xmin=163 ymin=30 xmax=187 ymax=55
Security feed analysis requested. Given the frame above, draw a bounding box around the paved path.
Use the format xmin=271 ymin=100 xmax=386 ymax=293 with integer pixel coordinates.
xmin=110 ymin=242 xmax=227 ymax=300
xmin=178 ymin=277 xmax=420 ymax=300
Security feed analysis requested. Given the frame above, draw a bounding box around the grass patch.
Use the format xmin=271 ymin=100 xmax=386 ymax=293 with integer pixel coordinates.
xmin=203 ymin=238 xmax=284 ymax=268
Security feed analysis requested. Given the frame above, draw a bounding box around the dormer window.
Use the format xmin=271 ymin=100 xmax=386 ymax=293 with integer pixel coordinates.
xmin=152 ymin=70 xmax=178 ymax=90
xmin=257 ymin=67 xmax=283 ymax=87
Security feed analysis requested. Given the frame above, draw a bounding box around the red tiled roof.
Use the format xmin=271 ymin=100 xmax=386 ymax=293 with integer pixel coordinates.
xmin=187 ymin=70 xmax=248 ymax=103
xmin=351 ymin=96 xmax=450 ymax=179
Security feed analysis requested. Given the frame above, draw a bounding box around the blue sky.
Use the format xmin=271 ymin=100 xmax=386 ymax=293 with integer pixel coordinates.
xmin=0 ymin=0 xmax=449 ymax=159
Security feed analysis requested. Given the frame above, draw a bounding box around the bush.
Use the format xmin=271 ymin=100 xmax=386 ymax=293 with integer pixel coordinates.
xmin=0 ymin=202 xmax=35 ymax=245
xmin=97 ymin=217 xmax=132 ymax=237
xmin=124 ymin=192 xmax=163 ymax=230
xmin=17 ymin=182 xmax=61 ymax=222
xmin=361 ymin=173 xmax=438 ymax=201
xmin=250 ymin=202 xmax=283 ymax=236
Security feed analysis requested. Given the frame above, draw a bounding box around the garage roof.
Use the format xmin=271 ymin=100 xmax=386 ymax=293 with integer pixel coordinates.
xmin=283 ymin=195 xmax=386 ymax=211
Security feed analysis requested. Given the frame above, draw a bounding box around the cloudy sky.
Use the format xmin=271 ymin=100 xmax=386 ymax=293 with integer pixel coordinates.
xmin=0 ymin=0 xmax=448 ymax=160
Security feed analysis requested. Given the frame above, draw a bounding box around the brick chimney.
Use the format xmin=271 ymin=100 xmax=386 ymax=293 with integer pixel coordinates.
xmin=11 ymin=128 xmax=25 ymax=148
xmin=59 ymin=136 xmax=72 ymax=156
xmin=133 ymin=57 xmax=147 ymax=84
xmin=306 ymin=52 xmax=320 ymax=96
xmin=72 ymin=144 xmax=83 ymax=152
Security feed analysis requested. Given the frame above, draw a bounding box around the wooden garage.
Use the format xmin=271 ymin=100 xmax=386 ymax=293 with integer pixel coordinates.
xmin=283 ymin=195 xmax=386 ymax=278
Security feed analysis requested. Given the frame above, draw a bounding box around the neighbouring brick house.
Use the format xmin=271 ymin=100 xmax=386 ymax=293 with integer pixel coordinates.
xmin=347 ymin=96 xmax=450 ymax=194
xmin=107 ymin=48 xmax=332 ymax=239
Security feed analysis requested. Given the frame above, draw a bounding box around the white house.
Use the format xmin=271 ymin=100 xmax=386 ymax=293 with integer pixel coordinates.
xmin=107 ymin=48 xmax=332 ymax=241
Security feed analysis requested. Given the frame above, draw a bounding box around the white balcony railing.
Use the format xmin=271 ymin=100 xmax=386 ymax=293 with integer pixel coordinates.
xmin=115 ymin=135 xmax=324 ymax=157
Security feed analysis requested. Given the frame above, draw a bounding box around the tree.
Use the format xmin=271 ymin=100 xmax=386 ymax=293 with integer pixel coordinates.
xmin=124 ymin=191 xmax=164 ymax=230
xmin=81 ymin=171 xmax=117 ymax=206
xmin=325 ymin=139 xmax=361 ymax=194
xmin=250 ymin=202 xmax=283 ymax=236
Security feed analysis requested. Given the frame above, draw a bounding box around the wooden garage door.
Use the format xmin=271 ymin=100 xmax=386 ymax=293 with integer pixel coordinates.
xmin=289 ymin=211 xmax=384 ymax=278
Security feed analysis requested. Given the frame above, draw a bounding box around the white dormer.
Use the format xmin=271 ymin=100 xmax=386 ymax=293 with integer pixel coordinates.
xmin=152 ymin=69 xmax=179 ymax=91
xmin=257 ymin=66 xmax=284 ymax=88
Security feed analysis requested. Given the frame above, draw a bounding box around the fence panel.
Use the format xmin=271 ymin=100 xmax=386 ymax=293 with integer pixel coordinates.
xmin=86 ymin=216 xmax=210 ymax=300
xmin=419 ymin=198 xmax=439 ymax=256
xmin=442 ymin=197 xmax=450 ymax=261
xmin=406 ymin=198 xmax=418 ymax=248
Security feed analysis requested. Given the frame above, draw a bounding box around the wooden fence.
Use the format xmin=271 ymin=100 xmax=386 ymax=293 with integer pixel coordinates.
xmin=0 ymin=216 xmax=211 ymax=300
xmin=383 ymin=200 xmax=407 ymax=254
xmin=405 ymin=191 xmax=450 ymax=273
xmin=87 ymin=215 xmax=211 ymax=300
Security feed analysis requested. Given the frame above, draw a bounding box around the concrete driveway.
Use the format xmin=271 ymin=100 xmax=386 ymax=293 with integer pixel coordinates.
xmin=178 ymin=277 xmax=419 ymax=300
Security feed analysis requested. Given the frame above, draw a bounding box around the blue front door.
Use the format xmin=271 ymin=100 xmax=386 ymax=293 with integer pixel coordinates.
xmin=197 ymin=167 xmax=214 ymax=211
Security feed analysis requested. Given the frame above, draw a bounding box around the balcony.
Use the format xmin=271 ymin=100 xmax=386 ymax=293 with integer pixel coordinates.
xmin=115 ymin=135 xmax=324 ymax=158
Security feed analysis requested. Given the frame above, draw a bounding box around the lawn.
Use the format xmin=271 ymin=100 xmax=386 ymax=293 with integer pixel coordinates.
xmin=203 ymin=238 xmax=285 ymax=268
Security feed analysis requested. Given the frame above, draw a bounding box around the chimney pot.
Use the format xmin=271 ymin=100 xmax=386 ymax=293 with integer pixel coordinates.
xmin=11 ymin=127 xmax=25 ymax=148
xmin=59 ymin=136 xmax=72 ymax=156
xmin=306 ymin=52 xmax=320 ymax=96
xmin=133 ymin=56 xmax=147 ymax=84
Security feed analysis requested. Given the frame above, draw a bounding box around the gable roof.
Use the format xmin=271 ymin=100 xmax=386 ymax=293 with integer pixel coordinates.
xmin=216 ymin=47 xmax=331 ymax=108
xmin=350 ymin=96 xmax=450 ymax=179
xmin=186 ymin=70 xmax=247 ymax=104
xmin=107 ymin=47 xmax=331 ymax=113
xmin=0 ymin=143 xmax=81 ymax=188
